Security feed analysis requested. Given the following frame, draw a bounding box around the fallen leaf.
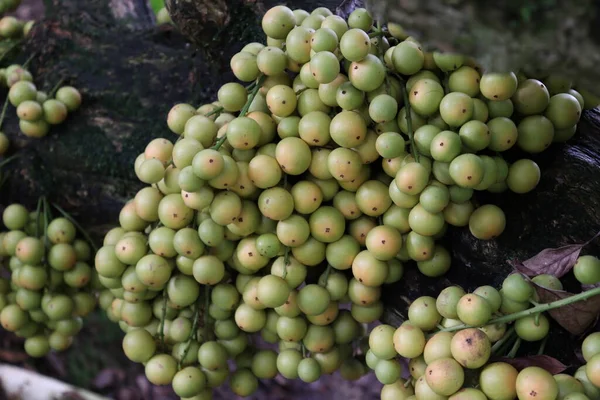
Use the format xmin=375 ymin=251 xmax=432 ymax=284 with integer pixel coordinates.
xmin=534 ymin=284 xmax=600 ymax=335
xmin=496 ymin=355 xmax=568 ymax=374
xmin=513 ymin=243 xmax=586 ymax=278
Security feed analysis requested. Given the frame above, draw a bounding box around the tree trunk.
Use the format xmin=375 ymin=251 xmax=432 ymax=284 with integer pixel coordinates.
xmin=1 ymin=0 xmax=598 ymax=371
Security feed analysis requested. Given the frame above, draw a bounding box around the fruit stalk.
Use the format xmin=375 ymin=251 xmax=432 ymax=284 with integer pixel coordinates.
xmin=211 ymin=74 xmax=265 ymax=151
xmin=49 ymin=78 xmax=66 ymax=98
xmin=397 ymin=75 xmax=419 ymax=162
xmin=158 ymin=290 xmax=168 ymax=349
xmin=51 ymin=203 xmax=99 ymax=252
xmin=441 ymin=286 xmax=600 ymax=332
xmin=0 ymin=93 xmax=10 ymax=130
xmin=203 ymin=285 xmax=211 ymax=340
xmin=178 ymin=297 xmax=201 ymax=369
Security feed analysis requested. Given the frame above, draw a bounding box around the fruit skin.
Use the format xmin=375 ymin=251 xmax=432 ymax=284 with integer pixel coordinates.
xmin=516 ymin=366 xmax=559 ymax=400
xmin=587 ymin=353 xmax=600 ymax=388
xmin=582 ymin=332 xmax=600 ymax=362
xmin=468 ymin=204 xmax=506 ymax=240
xmin=479 ymin=362 xmax=518 ymax=400
xmin=450 ymin=328 xmax=491 ymax=369
xmin=425 ymin=357 xmax=465 ymax=396
xmin=574 ymin=255 xmax=600 ymax=285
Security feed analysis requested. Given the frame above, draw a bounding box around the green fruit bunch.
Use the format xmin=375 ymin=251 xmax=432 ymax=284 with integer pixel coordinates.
xmin=95 ymin=3 xmax=598 ymax=399
xmin=369 ymin=269 xmax=600 ymax=399
xmin=1 ymin=63 xmax=82 ymax=139
xmin=0 ymin=16 xmax=34 ymax=39
xmin=0 ymin=203 xmax=100 ymax=358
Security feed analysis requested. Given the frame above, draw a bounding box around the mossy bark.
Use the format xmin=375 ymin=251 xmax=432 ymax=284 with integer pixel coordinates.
xmin=1 ymin=0 xmax=599 ymax=371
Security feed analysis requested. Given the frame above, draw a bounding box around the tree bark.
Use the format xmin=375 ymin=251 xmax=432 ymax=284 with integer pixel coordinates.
xmin=1 ymin=0 xmax=599 ymax=371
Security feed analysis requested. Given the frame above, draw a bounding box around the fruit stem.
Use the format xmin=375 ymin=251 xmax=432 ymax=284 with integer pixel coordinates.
xmin=0 ymin=92 xmax=11 ymax=130
xmin=283 ymin=247 xmax=290 ymax=279
xmin=507 ymin=337 xmax=521 ymax=358
xmin=491 ymin=326 xmax=515 ymax=355
xmin=22 ymin=52 xmax=37 ymax=69
xmin=534 ymin=312 xmax=541 ymax=326
xmin=203 ymin=285 xmax=211 ymax=340
xmin=204 ymin=106 xmax=224 ymax=118
xmin=41 ymin=196 xmax=51 ymax=274
xmin=537 ymin=335 xmax=548 ymax=355
xmin=246 ymin=81 xmax=257 ymax=92
xmin=320 ymin=265 xmax=332 ymax=286
xmin=301 ymin=344 xmax=307 ymax=358
xmin=178 ymin=296 xmax=201 ymax=369
xmin=368 ymin=31 xmax=383 ymax=38
xmin=398 ymin=77 xmax=419 ymax=162
xmin=403 ymin=379 xmax=412 ymax=388
xmin=239 ymin=74 xmax=266 ymax=117
xmin=34 ymin=197 xmax=43 ymax=238
xmin=0 ymin=39 xmax=23 ymax=64
xmin=0 ymin=153 xmax=19 ymax=168
xmin=51 ymin=202 xmax=99 ymax=253
xmin=48 ymin=77 xmax=66 ymax=98
xmin=210 ymin=75 xmax=264 ymax=151
xmin=440 ymin=285 xmax=600 ymax=332
xmin=158 ymin=290 xmax=168 ymax=350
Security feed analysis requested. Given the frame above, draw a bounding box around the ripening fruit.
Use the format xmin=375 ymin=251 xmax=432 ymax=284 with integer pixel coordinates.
xmin=393 ymin=321 xmax=426 ymax=358
xmin=515 ymin=313 xmax=550 ymax=342
xmin=450 ymin=328 xmax=491 ymax=369
xmin=515 ymin=366 xmax=559 ymax=400
xmin=456 ymin=293 xmax=492 ymax=326
xmin=582 ymin=332 xmax=600 ymax=362
xmin=480 ymin=72 xmax=518 ymax=101
xmin=479 ymin=362 xmax=518 ymax=400
xmin=261 ymin=5 xmax=295 ymax=39
xmin=408 ymin=296 xmax=442 ymax=331
xmin=507 ymin=159 xmax=540 ymax=194
xmin=545 ymin=93 xmax=582 ymax=130
xmin=424 ymin=331 xmax=454 ymax=364
xmin=574 ymin=255 xmax=600 ymax=285
xmin=425 ymin=358 xmax=465 ymax=396
xmin=468 ymin=204 xmax=506 ymax=240
xmin=586 ymin=354 xmax=600 ymax=388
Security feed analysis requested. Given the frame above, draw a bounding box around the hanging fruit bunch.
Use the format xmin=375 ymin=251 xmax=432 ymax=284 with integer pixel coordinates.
xmin=0 ymin=200 xmax=101 ymax=358
xmin=93 ymin=3 xmax=599 ymax=399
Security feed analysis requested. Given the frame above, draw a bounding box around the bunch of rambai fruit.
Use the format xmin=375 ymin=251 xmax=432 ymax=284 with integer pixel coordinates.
xmin=370 ymin=266 xmax=600 ymax=399
xmin=1 ymin=62 xmax=82 ymax=139
xmin=0 ymin=203 xmax=100 ymax=357
xmin=93 ymin=3 xmax=598 ymax=399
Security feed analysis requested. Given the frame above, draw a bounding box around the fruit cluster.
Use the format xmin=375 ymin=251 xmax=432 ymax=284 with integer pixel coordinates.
xmin=0 ymin=15 xmax=33 ymax=39
xmin=0 ymin=62 xmax=82 ymax=141
xmin=369 ymin=267 xmax=600 ymax=399
xmin=92 ymin=3 xmax=600 ymax=399
xmin=0 ymin=203 xmax=99 ymax=357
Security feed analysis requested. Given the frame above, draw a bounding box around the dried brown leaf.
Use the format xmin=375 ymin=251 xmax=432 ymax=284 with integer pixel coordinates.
xmin=534 ymin=284 xmax=600 ymax=335
xmin=515 ymin=231 xmax=600 ymax=277
xmin=497 ymin=355 xmax=568 ymax=374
